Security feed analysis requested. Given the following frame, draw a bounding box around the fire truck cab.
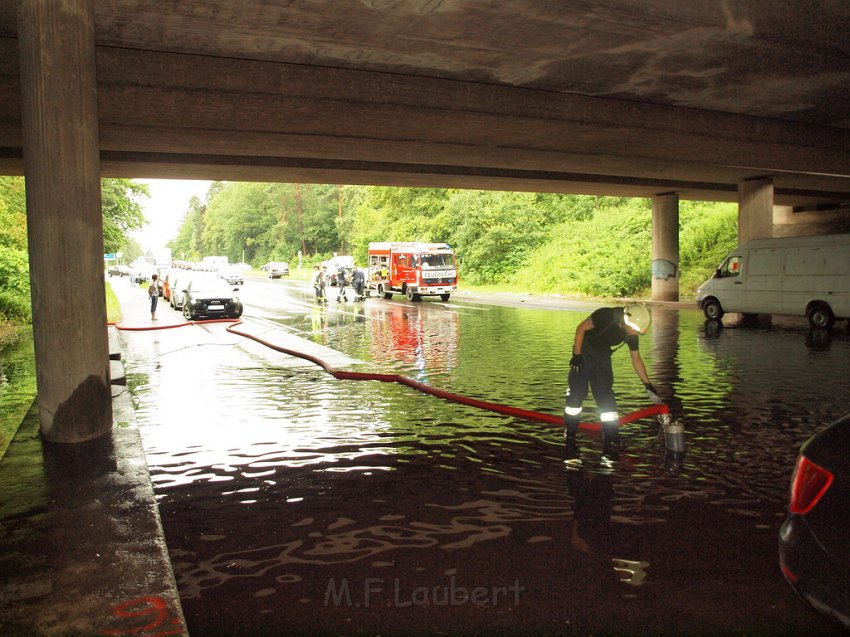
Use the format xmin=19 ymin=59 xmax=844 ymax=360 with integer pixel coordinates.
xmin=367 ymin=242 xmax=458 ymax=302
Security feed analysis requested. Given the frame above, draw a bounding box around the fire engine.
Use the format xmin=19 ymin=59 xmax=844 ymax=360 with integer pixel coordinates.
xmin=367 ymin=242 xmax=458 ymax=302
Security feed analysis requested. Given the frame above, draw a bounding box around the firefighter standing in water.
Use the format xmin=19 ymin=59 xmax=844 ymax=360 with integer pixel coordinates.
xmin=335 ymin=266 xmax=349 ymax=302
xmin=563 ymin=304 xmax=661 ymax=458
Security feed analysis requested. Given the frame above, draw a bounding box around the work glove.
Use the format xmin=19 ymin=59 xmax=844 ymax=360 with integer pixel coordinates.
xmin=569 ymin=354 xmax=583 ymax=373
xmin=644 ymin=383 xmax=662 ymax=404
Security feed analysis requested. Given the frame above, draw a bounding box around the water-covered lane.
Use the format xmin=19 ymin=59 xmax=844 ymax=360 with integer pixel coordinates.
xmin=120 ymin=286 xmax=850 ymax=635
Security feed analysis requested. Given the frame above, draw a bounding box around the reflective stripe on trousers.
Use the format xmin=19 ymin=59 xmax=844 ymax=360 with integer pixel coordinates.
xmin=563 ymin=342 xmax=618 ymax=428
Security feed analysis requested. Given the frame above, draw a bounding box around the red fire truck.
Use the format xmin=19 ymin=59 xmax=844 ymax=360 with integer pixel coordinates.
xmin=367 ymin=242 xmax=458 ymax=302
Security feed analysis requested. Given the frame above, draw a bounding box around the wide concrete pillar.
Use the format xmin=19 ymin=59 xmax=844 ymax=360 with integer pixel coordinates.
xmin=19 ymin=0 xmax=112 ymax=443
xmin=651 ymin=192 xmax=679 ymax=302
xmin=738 ymin=176 xmax=774 ymax=243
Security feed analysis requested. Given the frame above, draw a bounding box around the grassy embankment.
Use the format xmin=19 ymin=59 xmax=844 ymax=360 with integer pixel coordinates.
xmin=0 ymin=281 xmax=122 ymax=460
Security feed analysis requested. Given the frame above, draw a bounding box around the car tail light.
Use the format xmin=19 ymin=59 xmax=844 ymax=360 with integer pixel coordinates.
xmin=789 ymin=455 xmax=834 ymax=515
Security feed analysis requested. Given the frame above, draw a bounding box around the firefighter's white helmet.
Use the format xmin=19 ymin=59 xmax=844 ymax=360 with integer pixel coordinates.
xmin=623 ymin=304 xmax=651 ymax=334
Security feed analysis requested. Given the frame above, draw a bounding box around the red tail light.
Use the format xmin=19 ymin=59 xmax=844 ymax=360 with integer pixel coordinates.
xmin=789 ymin=455 xmax=834 ymax=515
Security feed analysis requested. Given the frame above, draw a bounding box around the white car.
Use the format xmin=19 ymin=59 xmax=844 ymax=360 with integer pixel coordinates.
xmin=219 ymin=268 xmax=244 ymax=285
xmin=263 ymin=262 xmax=289 ymax=278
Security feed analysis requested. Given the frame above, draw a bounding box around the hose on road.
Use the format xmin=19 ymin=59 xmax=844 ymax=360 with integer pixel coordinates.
xmin=110 ymin=317 xmax=669 ymax=433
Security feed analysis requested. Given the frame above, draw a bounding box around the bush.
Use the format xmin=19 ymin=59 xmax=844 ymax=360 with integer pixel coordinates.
xmin=509 ymin=200 xmax=653 ymax=297
xmin=0 ymin=290 xmax=32 ymax=323
xmin=0 ymin=247 xmax=30 ymax=297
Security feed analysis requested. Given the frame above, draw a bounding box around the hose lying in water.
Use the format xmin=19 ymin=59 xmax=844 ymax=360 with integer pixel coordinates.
xmin=110 ymin=317 xmax=670 ymax=433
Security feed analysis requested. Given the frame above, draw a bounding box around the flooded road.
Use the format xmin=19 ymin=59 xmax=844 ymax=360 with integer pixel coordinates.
xmin=118 ymin=277 xmax=850 ymax=636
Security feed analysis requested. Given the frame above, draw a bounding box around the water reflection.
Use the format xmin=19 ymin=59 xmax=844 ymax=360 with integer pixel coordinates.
xmin=366 ymin=302 xmax=459 ymax=379
xmin=120 ymin=299 xmax=850 ymax=635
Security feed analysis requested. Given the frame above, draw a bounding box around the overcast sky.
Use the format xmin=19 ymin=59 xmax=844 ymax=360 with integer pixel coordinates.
xmin=132 ymin=179 xmax=212 ymax=253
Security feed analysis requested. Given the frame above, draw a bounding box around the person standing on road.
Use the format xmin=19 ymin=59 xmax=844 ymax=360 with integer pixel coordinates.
xmin=352 ymin=267 xmax=366 ymax=301
xmin=148 ymin=273 xmax=160 ymax=321
xmin=311 ymin=265 xmax=324 ymax=304
xmin=336 ymin=266 xmax=349 ymax=302
xmin=563 ymin=304 xmax=661 ymax=457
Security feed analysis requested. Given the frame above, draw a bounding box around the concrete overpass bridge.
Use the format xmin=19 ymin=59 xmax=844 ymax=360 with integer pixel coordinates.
xmin=1 ymin=0 xmax=849 ymax=442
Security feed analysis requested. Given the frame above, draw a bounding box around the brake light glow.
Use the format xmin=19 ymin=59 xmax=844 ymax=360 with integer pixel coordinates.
xmin=789 ymin=455 xmax=834 ymax=515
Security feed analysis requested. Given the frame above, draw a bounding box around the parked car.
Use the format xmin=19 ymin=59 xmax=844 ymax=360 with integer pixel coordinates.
xmin=219 ymin=267 xmax=244 ymax=285
xmin=159 ymin=269 xmax=178 ymax=303
xmin=182 ymin=279 xmax=243 ymax=320
xmin=779 ymin=412 xmax=850 ymax=629
xmin=170 ymin=275 xmax=190 ymax=310
xmin=263 ymin=262 xmax=289 ymax=278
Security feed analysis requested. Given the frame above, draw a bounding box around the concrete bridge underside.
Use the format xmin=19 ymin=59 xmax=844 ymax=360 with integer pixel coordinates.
xmin=2 ymin=0 xmax=850 ymax=442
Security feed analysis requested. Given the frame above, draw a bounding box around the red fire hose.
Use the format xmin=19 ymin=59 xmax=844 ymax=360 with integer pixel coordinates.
xmin=110 ymin=318 xmax=669 ymax=432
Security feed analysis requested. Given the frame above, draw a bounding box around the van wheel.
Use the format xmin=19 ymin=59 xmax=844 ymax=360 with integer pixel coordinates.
xmin=703 ymin=298 xmax=724 ymax=321
xmin=807 ymin=303 xmax=835 ymax=329
xmin=378 ymin=285 xmax=392 ymax=300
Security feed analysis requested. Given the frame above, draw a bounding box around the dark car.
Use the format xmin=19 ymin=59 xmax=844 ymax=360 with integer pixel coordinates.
xmin=779 ymin=412 xmax=850 ymax=629
xmin=182 ymin=279 xmax=243 ymax=320
xmin=107 ymin=264 xmax=131 ymax=277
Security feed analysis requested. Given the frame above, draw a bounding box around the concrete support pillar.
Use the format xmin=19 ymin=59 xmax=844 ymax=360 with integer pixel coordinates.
xmin=738 ymin=176 xmax=774 ymax=243
xmin=651 ymin=192 xmax=679 ymax=302
xmin=19 ymin=0 xmax=112 ymax=443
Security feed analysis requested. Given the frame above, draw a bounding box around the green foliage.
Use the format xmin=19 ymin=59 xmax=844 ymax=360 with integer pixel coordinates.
xmin=0 ymin=179 xmax=31 ymax=323
xmin=164 ymin=181 xmax=737 ymax=300
xmin=121 ymin=236 xmax=145 ymax=265
xmin=678 ymin=201 xmax=739 ymax=296
xmin=0 ymin=176 xmax=149 ymax=325
xmin=444 ymin=191 xmax=588 ymax=284
xmin=0 ymin=290 xmax=31 ymax=323
xmin=0 ymin=177 xmax=27 ymax=251
xmin=101 ymin=179 xmax=149 ymax=254
xmin=0 ymin=247 xmax=30 ymax=297
xmin=169 ymin=182 xmax=348 ymax=266
xmin=510 ymin=199 xmax=654 ymax=297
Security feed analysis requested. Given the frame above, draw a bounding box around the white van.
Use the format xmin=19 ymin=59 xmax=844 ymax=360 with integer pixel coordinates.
xmin=696 ymin=233 xmax=850 ymax=328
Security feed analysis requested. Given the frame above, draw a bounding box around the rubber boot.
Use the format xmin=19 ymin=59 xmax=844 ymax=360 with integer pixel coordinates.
xmin=563 ymin=419 xmax=579 ymax=462
xmin=602 ymin=424 xmax=620 ymax=459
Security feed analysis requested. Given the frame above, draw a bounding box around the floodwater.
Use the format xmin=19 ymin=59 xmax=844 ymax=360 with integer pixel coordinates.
xmin=0 ymin=336 xmax=36 ymax=453
xmin=120 ymin=285 xmax=850 ymax=636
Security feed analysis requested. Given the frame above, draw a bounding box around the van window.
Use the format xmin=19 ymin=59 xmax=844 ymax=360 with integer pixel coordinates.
xmin=717 ymin=255 xmax=742 ymax=278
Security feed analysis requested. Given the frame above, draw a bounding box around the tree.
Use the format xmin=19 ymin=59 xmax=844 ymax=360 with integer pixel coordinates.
xmin=101 ymin=179 xmax=149 ymax=254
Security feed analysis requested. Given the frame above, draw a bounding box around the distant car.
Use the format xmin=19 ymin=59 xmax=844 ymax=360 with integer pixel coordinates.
xmin=107 ymin=265 xmax=131 ymax=277
xmin=182 ymin=279 xmax=243 ymax=320
xmin=219 ymin=268 xmax=244 ymax=285
xmin=779 ymin=412 xmax=850 ymax=629
xmin=263 ymin=262 xmax=289 ymax=278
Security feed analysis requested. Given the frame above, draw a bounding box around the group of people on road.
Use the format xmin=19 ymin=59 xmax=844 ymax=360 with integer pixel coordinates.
xmin=311 ymin=264 xmax=367 ymax=304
